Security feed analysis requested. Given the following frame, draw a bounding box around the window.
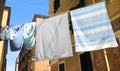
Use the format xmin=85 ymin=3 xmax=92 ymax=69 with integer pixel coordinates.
xmin=70 ymin=0 xmax=85 ymax=10
xmin=79 ymin=0 xmax=85 ymax=8
xmin=54 ymin=0 xmax=60 ymax=13
xmin=59 ymin=63 xmax=65 ymax=71
xmin=105 ymin=0 xmax=111 ymax=2
xmin=80 ymin=52 xmax=93 ymax=71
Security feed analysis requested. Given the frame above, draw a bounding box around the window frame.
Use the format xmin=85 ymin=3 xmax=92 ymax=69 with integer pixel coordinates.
xmin=79 ymin=52 xmax=93 ymax=71
xmin=58 ymin=61 xmax=66 ymax=71
xmin=53 ymin=0 xmax=60 ymax=13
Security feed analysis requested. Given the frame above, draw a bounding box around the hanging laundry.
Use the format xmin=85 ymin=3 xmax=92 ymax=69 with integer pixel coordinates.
xmin=0 ymin=26 xmax=9 ymax=40
xmin=23 ymin=22 xmax=36 ymax=50
xmin=70 ymin=2 xmax=118 ymax=52
xmin=6 ymin=24 xmax=24 ymax=51
xmin=5 ymin=25 xmax=14 ymax=40
xmin=36 ymin=13 xmax=73 ymax=61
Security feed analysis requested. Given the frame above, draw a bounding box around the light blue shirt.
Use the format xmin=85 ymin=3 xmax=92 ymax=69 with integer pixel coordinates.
xmin=23 ymin=22 xmax=36 ymax=50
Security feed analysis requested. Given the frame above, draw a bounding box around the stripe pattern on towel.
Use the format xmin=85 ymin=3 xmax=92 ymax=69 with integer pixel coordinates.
xmin=70 ymin=2 xmax=118 ymax=52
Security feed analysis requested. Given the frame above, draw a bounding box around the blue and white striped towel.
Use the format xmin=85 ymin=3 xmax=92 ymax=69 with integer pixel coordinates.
xmin=70 ymin=2 xmax=118 ymax=52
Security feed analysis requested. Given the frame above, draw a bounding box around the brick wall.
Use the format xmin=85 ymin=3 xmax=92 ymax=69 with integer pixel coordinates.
xmin=105 ymin=17 xmax=120 ymax=71
xmin=91 ymin=50 xmax=108 ymax=71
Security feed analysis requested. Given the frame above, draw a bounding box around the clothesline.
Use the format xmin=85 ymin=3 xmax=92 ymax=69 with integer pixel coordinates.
xmin=7 ymin=0 xmax=110 ymax=18
xmin=6 ymin=0 xmax=111 ymax=26
xmin=7 ymin=0 xmax=71 ymax=18
xmin=7 ymin=0 xmax=54 ymax=11
xmin=0 ymin=2 xmax=118 ymax=61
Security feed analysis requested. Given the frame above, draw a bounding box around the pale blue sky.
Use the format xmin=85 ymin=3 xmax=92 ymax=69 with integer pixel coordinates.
xmin=5 ymin=0 xmax=48 ymax=71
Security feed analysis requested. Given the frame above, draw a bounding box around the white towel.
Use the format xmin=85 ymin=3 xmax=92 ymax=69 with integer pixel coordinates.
xmin=70 ymin=2 xmax=118 ymax=52
xmin=36 ymin=13 xmax=73 ymax=61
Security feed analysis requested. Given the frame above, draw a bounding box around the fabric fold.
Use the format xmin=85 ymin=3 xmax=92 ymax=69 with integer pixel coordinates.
xmin=8 ymin=24 xmax=24 ymax=51
xmin=23 ymin=22 xmax=36 ymax=50
xmin=0 ymin=26 xmax=9 ymax=40
xmin=36 ymin=13 xmax=73 ymax=61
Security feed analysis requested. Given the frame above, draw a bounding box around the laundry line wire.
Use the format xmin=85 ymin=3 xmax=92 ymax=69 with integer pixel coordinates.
xmin=6 ymin=0 xmax=50 ymax=25
xmin=7 ymin=0 xmax=83 ymax=16
xmin=6 ymin=0 xmax=110 ymax=26
xmin=7 ymin=0 xmax=57 ymax=12
xmin=6 ymin=0 xmax=70 ymax=19
xmin=6 ymin=0 xmax=110 ymax=14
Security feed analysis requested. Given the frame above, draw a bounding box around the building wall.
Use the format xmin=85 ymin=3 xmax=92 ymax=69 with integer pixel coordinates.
xmin=49 ymin=0 xmax=120 ymax=71
xmin=105 ymin=16 xmax=120 ymax=71
xmin=0 ymin=41 xmax=4 ymax=71
xmin=18 ymin=47 xmax=29 ymax=71
xmin=0 ymin=0 xmax=5 ymax=24
xmin=106 ymin=0 xmax=120 ymax=21
xmin=49 ymin=0 xmax=80 ymax=16
xmin=27 ymin=47 xmax=35 ymax=71
xmin=18 ymin=47 xmax=36 ymax=71
xmin=35 ymin=60 xmax=50 ymax=71
xmin=0 ymin=7 xmax=10 ymax=71
xmin=15 ymin=57 xmax=19 ymax=71
xmin=49 ymin=0 xmax=103 ymax=16
xmin=51 ymin=47 xmax=82 ymax=71
xmin=49 ymin=0 xmax=120 ymax=20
